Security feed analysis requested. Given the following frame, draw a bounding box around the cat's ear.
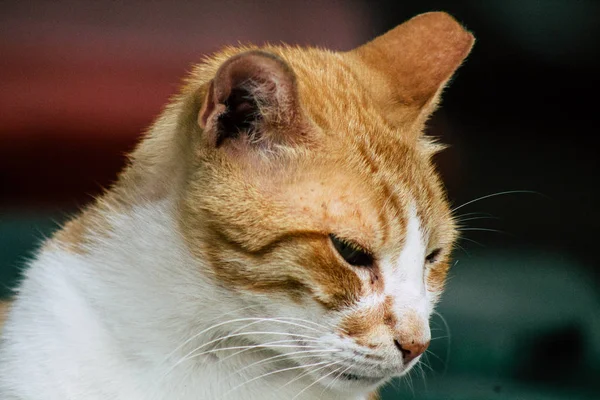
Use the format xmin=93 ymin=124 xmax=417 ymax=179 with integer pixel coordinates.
xmin=199 ymin=50 xmax=307 ymax=149
xmin=349 ymin=12 xmax=474 ymax=132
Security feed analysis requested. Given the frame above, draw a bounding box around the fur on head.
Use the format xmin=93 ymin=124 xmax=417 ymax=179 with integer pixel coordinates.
xmin=58 ymin=11 xmax=474 ymax=396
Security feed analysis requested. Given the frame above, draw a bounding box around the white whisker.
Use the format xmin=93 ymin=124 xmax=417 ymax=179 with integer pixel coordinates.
xmin=163 ymin=316 xmax=325 ymax=366
xmin=455 ymin=215 xmax=498 ymax=223
xmin=222 ymin=361 xmax=331 ymax=398
xmin=228 ymin=318 xmax=326 ymax=336
xmin=435 ymin=312 xmax=452 ymax=377
xmin=451 ymin=190 xmax=540 ymax=213
xmin=291 ymin=364 xmax=344 ymax=399
xmin=454 ymin=211 xmax=495 ymax=219
xmin=164 ymin=331 xmax=321 ymax=377
xmin=457 ymin=227 xmax=503 ymax=233
xmin=217 ymin=339 xmax=325 ymax=363
xmin=173 ymin=318 xmax=321 ymax=368
xmin=457 ymin=236 xmax=484 ymax=247
xmin=225 ymin=348 xmax=340 ymax=384
xmin=321 ymin=364 xmax=352 ymax=395
xmin=279 ymin=359 xmax=344 ymax=390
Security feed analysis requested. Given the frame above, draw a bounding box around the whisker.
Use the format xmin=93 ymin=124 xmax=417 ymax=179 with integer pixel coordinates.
xmin=419 ymin=354 xmax=434 ymax=373
xmin=277 ymin=317 xmax=336 ymax=333
xmin=454 ymin=211 xmax=495 ymax=219
xmin=165 ymin=331 xmax=321 ymax=376
xmin=457 ymin=236 xmax=484 ymax=247
xmin=163 ymin=316 xmax=325 ymax=366
xmin=166 ymin=343 xmax=323 ymax=378
xmin=451 ymin=190 xmax=541 ymax=213
xmin=424 ymin=349 xmax=444 ymax=363
xmin=174 ymin=318 xmax=322 ymax=363
xmin=217 ymin=339 xmax=324 ymax=363
xmin=279 ymin=359 xmax=345 ymax=390
xmin=453 ymin=242 xmax=471 ymax=256
xmin=227 ymin=318 xmax=327 ymax=336
xmin=291 ymin=364 xmax=344 ymax=400
xmin=226 ymin=348 xmax=340 ymax=381
xmin=457 ymin=227 xmax=503 ymax=233
xmin=404 ymin=365 xmax=415 ymax=396
xmin=321 ymin=364 xmax=352 ymax=395
xmin=161 ymin=305 xmax=260 ymax=361
xmin=163 ymin=315 xmax=265 ymax=363
xmin=432 ymin=311 xmax=452 ymax=376
xmin=455 ymin=215 xmax=499 ymax=223
xmin=223 ymin=360 xmax=331 ymax=398
xmin=416 ymin=361 xmax=428 ymax=392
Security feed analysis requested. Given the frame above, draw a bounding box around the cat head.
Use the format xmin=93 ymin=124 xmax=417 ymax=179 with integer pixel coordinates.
xmin=177 ymin=11 xmax=473 ymax=394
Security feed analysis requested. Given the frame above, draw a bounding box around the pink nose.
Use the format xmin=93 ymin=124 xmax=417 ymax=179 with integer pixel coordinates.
xmin=394 ymin=339 xmax=430 ymax=363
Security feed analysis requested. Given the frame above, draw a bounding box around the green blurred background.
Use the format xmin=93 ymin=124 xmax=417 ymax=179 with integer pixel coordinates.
xmin=1 ymin=0 xmax=598 ymax=398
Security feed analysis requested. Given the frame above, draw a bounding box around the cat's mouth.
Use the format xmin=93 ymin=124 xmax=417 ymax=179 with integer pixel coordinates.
xmin=339 ymin=372 xmax=385 ymax=383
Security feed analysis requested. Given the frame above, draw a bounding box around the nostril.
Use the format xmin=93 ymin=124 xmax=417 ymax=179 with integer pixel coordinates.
xmin=394 ymin=339 xmax=411 ymax=359
xmin=394 ymin=339 xmax=403 ymax=352
xmin=394 ymin=339 xmax=429 ymax=364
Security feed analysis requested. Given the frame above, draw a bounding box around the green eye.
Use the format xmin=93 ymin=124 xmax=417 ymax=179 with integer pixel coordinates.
xmin=329 ymin=234 xmax=374 ymax=267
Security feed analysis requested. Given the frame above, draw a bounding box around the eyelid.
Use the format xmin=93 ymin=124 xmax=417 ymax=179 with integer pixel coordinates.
xmin=425 ymin=248 xmax=442 ymax=263
xmin=327 ymin=233 xmax=373 ymax=255
xmin=329 ymin=234 xmax=375 ymax=267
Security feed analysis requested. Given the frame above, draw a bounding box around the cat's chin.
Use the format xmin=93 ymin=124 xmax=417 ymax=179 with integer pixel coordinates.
xmin=309 ymin=357 xmax=423 ymax=393
xmin=306 ymin=365 xmax=392 ymax=393
xmin=318 ymin=371 xmax=389 ymax=393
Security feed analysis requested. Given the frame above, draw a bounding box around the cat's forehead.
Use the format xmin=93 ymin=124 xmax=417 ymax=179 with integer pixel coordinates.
xmin=277 ymin=49 xmax=452 ymax=241
xmin=274 ymin=48 xmax=397 ymax=135
xmin=268 ymin=148 xmax=449 ymax=253
xmin=190 ymin=44 xmax=456 ymax=247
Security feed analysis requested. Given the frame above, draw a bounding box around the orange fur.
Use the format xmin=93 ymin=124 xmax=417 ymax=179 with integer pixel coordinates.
xmin=48 ymin=11 xmax=472 ymax=331
xmin=340 ymin=296 xmax=397 ymax=347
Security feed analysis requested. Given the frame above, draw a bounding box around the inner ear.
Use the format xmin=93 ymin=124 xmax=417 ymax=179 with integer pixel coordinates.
xmin=199 ymin=50 xmax=301 ymax=149
xmin=216 ymin=85 xmax=261 ymax=146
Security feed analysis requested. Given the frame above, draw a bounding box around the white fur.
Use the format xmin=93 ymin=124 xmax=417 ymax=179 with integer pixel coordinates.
xmin=0 ymin=201 xmax=369 ymax=399
xmin=387 ymin=206 xmax=431 ymax=325
xmin=0 ymin=199 xmax=434 ymax=399
xmin=325 ymin=206 xmax=431 ymax=375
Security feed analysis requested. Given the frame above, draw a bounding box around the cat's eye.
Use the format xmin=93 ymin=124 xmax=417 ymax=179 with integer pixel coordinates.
xmin=425 ymin=248 xmax=442 ymax=264
xmin=329 ymin=234 xmax=374 ymax=267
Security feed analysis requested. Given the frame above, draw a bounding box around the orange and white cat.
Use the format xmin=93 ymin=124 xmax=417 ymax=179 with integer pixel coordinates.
xmin=0 ymin=12 xmax=473 ymax=400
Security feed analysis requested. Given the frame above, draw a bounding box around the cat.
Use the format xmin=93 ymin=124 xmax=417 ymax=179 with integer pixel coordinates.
xmin=0 ymin=11 xmax=473 ymax=400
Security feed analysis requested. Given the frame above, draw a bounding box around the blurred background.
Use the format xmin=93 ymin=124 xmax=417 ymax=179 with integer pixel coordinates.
xmin=1 ymin=1 xmax=598 ymax=399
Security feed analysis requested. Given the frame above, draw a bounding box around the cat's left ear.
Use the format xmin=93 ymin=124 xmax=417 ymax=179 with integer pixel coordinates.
xmin=199 ymin=50 xmax=308 ymax=149
xmin=348 ymin=12 xmax=474 ymax=134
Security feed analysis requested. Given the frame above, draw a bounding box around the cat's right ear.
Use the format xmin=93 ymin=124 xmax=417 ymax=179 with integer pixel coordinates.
xmin=198 ymin=50 xmax=308 ymax=149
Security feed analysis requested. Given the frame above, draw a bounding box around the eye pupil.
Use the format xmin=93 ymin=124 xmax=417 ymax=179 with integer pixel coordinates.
xmin=329 ymin=234 xmax=373 ymax=267
xmin=426 ymin=248 xmax=442 ymax=264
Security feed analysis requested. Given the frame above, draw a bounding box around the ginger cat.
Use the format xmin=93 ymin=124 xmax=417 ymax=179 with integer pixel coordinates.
xmin=0 ymin=12 xmax=473 ymax=400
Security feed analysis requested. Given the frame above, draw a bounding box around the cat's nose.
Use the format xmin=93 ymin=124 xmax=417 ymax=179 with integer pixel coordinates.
xmin=394 ymin=338 xmax=429 ymax=364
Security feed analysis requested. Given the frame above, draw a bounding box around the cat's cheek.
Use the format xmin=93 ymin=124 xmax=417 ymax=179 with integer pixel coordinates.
xmin=425 ymin=259 xmax=450 ymax=295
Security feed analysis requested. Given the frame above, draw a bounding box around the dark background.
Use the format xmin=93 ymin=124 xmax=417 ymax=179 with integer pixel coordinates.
xmin=1 ymin=1 xmax=598 ymax=399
